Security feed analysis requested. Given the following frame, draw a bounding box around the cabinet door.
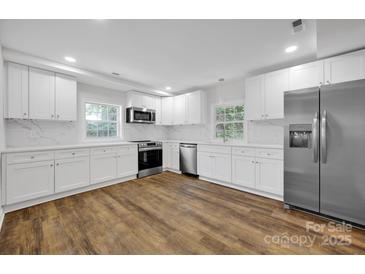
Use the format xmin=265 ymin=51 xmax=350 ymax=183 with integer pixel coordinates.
xmin=170 ymin=144 xmax=180 ymax=171
xmin=324 ymin=50 xmax=365 ymax=84
xmin=173 ymin=94 xmax=186 ymax=125
xmin=212 ymin=153 xmax=231 ymax=183
xmin=161 ymin=97 xmax=173 ymax=125
xmin=289 ymin=61 xmax=324 ymax=90
xmin=55 ymin=74 xmax=77 ymax=121
xmin=142 ymin=95 xmax=156 ymax=110
xmin=264 ymin=69 xmax=289 ymax=119
xmin=185 ymin=91 xmax=201 ymax=124
xmin=117 ymin=151 xmax=138 ymax=178
xmin=231 ymin=155 xmax=256 ymax=188
xmin=90 ymin=154 xmax=117 ymax=184
xmin=155 ymin=97 xmax=162 ymax=125
xmin=162 ymin=142 xmax=170 ymax=168
xmin=197 ymin=152 xmax=213 ymax=178
xmin=6 ymin=160 xmax=55 ymax=204
xmin=29 ymin=67 xmax=55 ymax=120
xmin=256 ymin=158 xmax=283 ymax=195
xmin=55 ymin=156 xmax=90 ymax=193
xmin=6 ymin=62 xmax=29 ymax=119
xmin=126 ymin=92 xmax=142 ymax=108
xmin=245 ymin=75 xmax=264 ymax=120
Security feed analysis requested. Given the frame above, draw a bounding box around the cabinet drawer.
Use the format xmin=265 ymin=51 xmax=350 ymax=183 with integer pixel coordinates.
xmin=55 ymin=148 xmax=90 ymax=159
xmin=117 ymin=145 xmax=137 ymax=155
xmin=232 ymin=147 xmax=256 ymax=157
xmin=197 ymin=145 xmax=231 ymax=154
xmin=256 ymin=148 xmax=283 ymax=160
xmin=90 ymin=146 xmax=117 ymax=156
xmin=7 ymin=151 xmax=54 ymax=164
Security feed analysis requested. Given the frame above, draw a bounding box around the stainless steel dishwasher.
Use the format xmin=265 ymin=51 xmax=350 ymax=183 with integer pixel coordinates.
xmin=180 ymin=143 xmax=197 ymax=175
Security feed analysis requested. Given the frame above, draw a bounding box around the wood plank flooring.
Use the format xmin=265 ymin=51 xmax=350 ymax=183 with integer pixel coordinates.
xmin=0 ymin=171 xmax=364 ymax=254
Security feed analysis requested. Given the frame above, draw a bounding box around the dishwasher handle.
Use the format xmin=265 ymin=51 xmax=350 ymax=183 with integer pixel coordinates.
xmin=180 ymin=144 xmax=197 ymax=148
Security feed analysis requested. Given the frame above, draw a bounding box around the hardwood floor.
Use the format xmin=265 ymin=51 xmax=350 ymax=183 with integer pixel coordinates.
xmin=0 ymin=171 xmax=364 ymax=254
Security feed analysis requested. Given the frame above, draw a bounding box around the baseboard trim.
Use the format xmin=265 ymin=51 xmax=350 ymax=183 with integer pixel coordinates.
xmin=163 ymin=168 xmax=181 ymax=174
xmin=3 ymin=175 xmax=137 ymax=213
xmin=199 ymin=176 xmax=283 ymax=201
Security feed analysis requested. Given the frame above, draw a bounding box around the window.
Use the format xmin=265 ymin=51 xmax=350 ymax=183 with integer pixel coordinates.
xmin=85 ymin=102 xmax=120 ymax=138
xmin=215 ymin=104 xmax=244 ymax=141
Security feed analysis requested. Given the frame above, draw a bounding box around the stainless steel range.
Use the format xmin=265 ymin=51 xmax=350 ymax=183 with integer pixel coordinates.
xmin=130 ymin=140 xmax=162 ymax=178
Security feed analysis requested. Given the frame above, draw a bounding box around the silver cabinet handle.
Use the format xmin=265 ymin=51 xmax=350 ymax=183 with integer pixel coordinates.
xmin=50 ymin=164 xmax=54 ymax=167
xmin=312 ymin=112 xmax=319 ymax=163
xmin=56 ymin=163 xmax=59 ymax=166
xmin=321 ymin=110 xmax=327 ymax=164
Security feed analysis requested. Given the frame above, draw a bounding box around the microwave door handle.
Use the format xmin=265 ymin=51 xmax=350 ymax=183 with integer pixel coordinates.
xmin=312 ymin=112 xmax=319 ymax=163
xmin=321 ymin=110 xmax=327 ymax=164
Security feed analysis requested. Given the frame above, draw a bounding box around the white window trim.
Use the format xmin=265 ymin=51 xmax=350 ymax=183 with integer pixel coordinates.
xmin=211 ymin=100 xmax=247 ymax=144
xmin=81 ymin=99 xmax=123 ymax=143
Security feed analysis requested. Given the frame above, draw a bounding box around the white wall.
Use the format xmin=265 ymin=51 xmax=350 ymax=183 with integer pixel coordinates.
xmin=167 ymin=78 xmax=283 ymax=145
xmin=5 ymin=83 xmax=167 ymax=147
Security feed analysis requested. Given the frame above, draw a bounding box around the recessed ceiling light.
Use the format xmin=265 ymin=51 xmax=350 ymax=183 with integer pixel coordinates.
xmin=64 ymin=56 xmax=76 ymax=63
xmin=165 ymin=86 xmax=172 ymax=91
xmin=285 ymin=45 xmax=298 ymax=53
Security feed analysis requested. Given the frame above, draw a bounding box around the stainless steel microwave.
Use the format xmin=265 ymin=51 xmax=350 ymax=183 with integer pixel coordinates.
xmin=126 ymin=107 xmax=156 ymax=124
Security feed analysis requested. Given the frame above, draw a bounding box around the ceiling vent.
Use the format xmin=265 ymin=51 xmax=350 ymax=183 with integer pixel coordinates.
xmin=292 ymin=19 xmax=305 ymax=34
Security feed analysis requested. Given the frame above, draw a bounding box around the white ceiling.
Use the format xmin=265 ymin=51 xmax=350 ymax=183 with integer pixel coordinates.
xmin=0 ymin=19 xmax=317 ymax=93
xmin=317 ymin=19 xmax=365 ymax=58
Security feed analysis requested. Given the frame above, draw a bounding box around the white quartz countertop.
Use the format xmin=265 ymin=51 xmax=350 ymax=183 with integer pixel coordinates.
xmin=1 ymin=140 xmax=283 ymax=154
xmin=1 ymin=141 xmax=136 ymax=154
xmin=159 ymin=140 xmax=283 ymax=149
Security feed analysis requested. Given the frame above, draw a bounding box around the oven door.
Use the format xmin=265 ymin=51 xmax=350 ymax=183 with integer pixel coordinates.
xmin=138 ymin=147 xmax=162 ymax=171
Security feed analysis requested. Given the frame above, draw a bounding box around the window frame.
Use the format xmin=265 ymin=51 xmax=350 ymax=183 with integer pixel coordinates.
xmin=212 ymin=101 xmax=246 ymax=143
xmin=82 ymin=100 xmax=122 ymax=142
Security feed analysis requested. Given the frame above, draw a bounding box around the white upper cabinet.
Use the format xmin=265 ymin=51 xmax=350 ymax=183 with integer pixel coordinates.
xmin=324 ymin=50 xmax=365 ymax=84
xmin=126 ymin=91 xmax=157 ymax=110
xmin=245 ymin=75 xmax=264 ymax=120
xmin=160 ymin=90 xmax=206 ymax=126
xmin=245 ymin=69 xmax=288 ymax=120
xmin=155 ymin=97 xmax=162 ymax=125
xmin=161 ymin=97 xmax=174 ymax=125
xmin=173 ymin=94 xmax=186 ymax=125
xmin=29 ymin=67 xmax=55 ymax=120
xmin=185 ymin=90 xmax=206 ymax=125
xmin=264 ymin=68 xmax=289 ymax=119
xmin=55 ymin=74 xmax=77 ymax=121
xmin=6 ymin=62 xmax=29 ymax=119
xmin=289 ymin=60 xmax=324 ymax=90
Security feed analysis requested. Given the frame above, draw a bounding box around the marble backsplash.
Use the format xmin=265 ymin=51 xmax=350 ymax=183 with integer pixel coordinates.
xmin=5 ymin=119 xmax=79 ymax=147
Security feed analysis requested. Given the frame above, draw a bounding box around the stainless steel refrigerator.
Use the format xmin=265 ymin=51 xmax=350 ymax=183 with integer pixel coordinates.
xmin=284 ymin=79 xmax=365 ymax=226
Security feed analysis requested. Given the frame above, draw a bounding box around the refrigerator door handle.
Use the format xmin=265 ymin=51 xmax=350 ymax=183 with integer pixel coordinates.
xmin=312 ymin=112 xmax=319 ymax=162
xmin=321 ymin=110 xmax=327 ymax=163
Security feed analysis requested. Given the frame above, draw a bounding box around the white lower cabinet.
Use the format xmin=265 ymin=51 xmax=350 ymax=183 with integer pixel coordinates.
xmin=90 ymin=153 xmax=117 ymax=184
xmin=231 ymin=155 xmax=256 ymax=188
xmin=197 ymin=146 xmax=232 ymax=183
xmin=55 ymin=156 xmax=90 ymax=193
xmin=163 ymin=142 xmax=180 ymax=171
xmin=255 ymin=158 xmax=283 ymax=196
xmin=116 ymin=146 xmax=138 ymax=178
xmin=6 ymin=160 xmax=55 ymax=204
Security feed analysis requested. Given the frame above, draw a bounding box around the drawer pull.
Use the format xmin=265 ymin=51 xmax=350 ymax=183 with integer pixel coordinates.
xmin=50 ymin=164 xmax=54 ymax=167
xmin=72 ymin=152 xmax=76 ymax=155
xmin=30 ymin=156 xmax=35 ymax=159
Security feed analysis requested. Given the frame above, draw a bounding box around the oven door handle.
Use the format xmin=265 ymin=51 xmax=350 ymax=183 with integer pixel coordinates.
xmin=139 ymin=147 xmax=162 ymax=152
